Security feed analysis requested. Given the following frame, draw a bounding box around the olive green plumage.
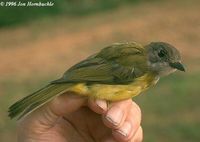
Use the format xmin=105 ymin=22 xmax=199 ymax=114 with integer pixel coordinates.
xmin=8 ymin=84 xmax=73 ymax=119
xmin=53 ymin=42 xmax=147 ymax=84
xmin=8 ymin=41 xmax=185 ymax=119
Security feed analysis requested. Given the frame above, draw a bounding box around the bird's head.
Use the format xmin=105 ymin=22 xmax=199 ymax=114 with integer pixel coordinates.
xmin=146 ymin=42 xmax=185 ymax=76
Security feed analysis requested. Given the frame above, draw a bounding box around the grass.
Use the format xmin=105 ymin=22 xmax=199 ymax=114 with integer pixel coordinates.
xmin=0 ymin=0 xmax=200 ymax=141
xmin=0 ymin=0 xmax=143 ymax=27
xmin=1 ymin=71 xmax=200 ymax=141
xmin=134 ymin=72 xmax=200 ymax=141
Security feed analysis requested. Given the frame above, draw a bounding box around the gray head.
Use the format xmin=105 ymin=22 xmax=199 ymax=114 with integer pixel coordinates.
xmin=146 ymin=42 xmax=185 ymax=76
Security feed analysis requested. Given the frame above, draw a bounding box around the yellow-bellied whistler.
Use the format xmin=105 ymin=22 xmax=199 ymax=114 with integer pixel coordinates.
xmin=8 ymin=41 xmax=185 ymax=119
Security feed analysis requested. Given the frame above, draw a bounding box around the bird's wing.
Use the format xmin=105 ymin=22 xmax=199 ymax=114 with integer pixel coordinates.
xmin=97 ymin=42 xmax=144 ymax=60
xmin=51 ymin=42 xmax=146 ymax=84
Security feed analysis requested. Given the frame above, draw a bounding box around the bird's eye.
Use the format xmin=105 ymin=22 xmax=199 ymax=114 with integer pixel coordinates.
xmin=158 ymin=50 xmax=165 ymax=57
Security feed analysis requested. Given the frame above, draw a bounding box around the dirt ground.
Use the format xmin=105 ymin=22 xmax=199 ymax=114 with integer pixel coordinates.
xmin=0 ymin=0 xmax=200 ymax=141
xmin=0 ymin=0 xmax=199 ymax=81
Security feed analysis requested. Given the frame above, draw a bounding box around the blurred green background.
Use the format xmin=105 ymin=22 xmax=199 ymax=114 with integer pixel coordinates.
xmin=0 ymin=0 xmax=200 ymax=141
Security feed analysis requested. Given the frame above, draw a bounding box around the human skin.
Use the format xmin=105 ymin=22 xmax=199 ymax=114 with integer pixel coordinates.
xmin=18 ymin=92 xmax=143 ymax=142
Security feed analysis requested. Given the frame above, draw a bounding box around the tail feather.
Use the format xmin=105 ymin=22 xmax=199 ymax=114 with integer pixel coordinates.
xmin=8 ymin=83 xmax=72 ymax=119
xmin=9 ymin=85 xmax=53 ymax=115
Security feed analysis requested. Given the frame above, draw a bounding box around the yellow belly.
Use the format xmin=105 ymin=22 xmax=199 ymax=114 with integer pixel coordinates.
xmin=67 ymin=73 xmax=159 ymax=101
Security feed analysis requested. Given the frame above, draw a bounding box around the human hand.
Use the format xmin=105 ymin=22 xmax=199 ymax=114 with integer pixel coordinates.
xmin=18 ymin=92 xmax=143 ymax=142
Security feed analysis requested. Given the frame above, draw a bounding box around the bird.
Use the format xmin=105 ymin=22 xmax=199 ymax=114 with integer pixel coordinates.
xmin=8 ymin=41 xmax=185 ymax=119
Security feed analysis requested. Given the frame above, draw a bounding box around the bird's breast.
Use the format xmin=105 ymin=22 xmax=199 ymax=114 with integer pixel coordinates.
xmin=67 ymin=73 xmax=158 ymax=101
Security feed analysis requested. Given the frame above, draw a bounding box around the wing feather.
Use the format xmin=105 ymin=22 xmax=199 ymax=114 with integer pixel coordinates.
xmin=51 ymin=42 xmax=146 ymax=84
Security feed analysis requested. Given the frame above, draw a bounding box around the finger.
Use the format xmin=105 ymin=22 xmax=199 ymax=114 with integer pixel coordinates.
xmin=112 ymin=102 xmax=142 ymax=141
xmin=131 ymin=126 xmax=143 ymax=142
xmin=21 ymin=92 xmax=86 ymax=128
xmin=103 ymin=137 xmax=118 ymax=142
xmin=103 ymin=99 xmax=132 ymax=129
xmin=49 ymin=92 xmax=86 ymax=116
xmin=88 ymin=98 xmax=108 ymax=114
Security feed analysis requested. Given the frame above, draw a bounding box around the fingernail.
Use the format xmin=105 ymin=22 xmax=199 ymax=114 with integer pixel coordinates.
xmin=95 ymin=99 xmax=107 ymax=111
xmin=104 ymin=137 xmax=116 ymax=142
xmin=105 ymin=107 xmax=123 ymax=126
xmin=116 ymin=122 xmax=131 ymax=137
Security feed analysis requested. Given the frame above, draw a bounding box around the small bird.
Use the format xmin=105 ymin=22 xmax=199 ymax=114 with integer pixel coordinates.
xmin=8 ymin=41 xmax=185 ymax=119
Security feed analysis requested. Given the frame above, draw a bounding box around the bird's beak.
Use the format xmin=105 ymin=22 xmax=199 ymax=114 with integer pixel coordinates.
xmin=169 ymin=62 xmax=185 ymax=72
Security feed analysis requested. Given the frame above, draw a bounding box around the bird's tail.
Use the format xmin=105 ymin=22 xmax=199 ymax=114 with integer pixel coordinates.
xmin=8 ymin=83 xmax=73 ymax=119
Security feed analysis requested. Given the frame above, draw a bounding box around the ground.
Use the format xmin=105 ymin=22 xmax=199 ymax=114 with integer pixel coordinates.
xmin=0 ymin=0 xmax=200 ymax=141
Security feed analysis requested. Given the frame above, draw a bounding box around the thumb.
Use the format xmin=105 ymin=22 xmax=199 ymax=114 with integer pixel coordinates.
xmin=20 ymin=92 xmax=86 ymax=129
xmin=50 ymin=92 xmax=86 ymax=117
